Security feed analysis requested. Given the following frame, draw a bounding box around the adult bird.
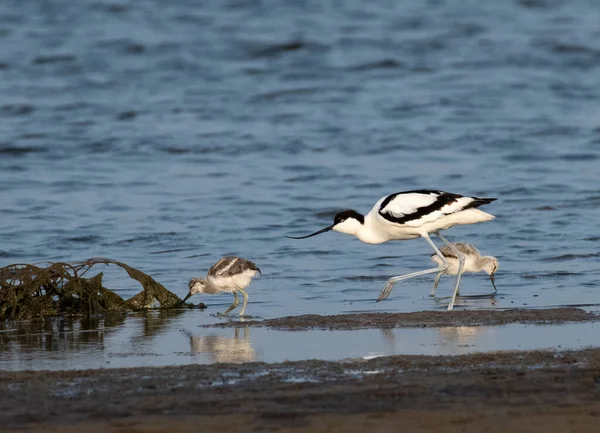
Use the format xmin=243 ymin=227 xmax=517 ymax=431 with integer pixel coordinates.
xmin=286 ymin=190 xmax=496 ymax=310
xmin=181 ymin=256 xmax=261 ymax=316
xmin=430 ymin=242 xmax=498 ymax=297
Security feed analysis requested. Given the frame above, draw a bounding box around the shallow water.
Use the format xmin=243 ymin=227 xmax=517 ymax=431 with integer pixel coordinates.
xmin=1 ymin=0 xmax=600 ymax=368
xmin=0 ymin=311 xmax=598 ymax=371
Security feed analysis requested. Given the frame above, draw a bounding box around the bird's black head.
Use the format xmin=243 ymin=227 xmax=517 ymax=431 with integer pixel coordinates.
xmin=333 ymin=209 xmax=365 ymax=226
xmin=285 ymin=209 xmax=365 ymax=240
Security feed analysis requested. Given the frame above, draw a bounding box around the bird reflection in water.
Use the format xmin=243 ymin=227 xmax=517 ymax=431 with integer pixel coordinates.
xmin=437 ymin=325 xmax=491 ymax=349
xmin=183 ymin=327 xmax=255 ymax=363
xmin=380 ymin=328 xmax=396 ymax=351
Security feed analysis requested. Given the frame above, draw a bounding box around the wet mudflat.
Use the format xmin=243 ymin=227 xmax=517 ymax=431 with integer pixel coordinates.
xmin=204 ymin=306 xmax=599 ymax=330
xmin=0 ymin=307 xmax=599 ymax=432
xmin=2 ymin=307 xmax=600 ymax=370
xmin=2 ymin=347 xmax=600 ymax=432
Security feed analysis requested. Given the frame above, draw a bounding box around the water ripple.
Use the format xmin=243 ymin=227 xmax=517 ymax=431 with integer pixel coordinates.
xmin=0 ymin=0 xmax=599 ymax=318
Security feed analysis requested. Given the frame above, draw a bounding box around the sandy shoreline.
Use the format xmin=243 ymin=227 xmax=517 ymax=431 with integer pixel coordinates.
xmin=2 ymin=308 xmax=600 ymax=432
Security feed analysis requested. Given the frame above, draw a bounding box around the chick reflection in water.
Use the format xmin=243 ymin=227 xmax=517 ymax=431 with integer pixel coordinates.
xmin=436 ymin=325 xmax=497 ymax=353
xmin=181 ymin=256 xmax=261 ymax=316
xmin=183 ymin=328 xmax=255 ymax=363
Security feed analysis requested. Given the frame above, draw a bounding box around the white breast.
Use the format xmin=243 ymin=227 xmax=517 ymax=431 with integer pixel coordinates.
xmin=208 ymin=269 xmax=259 ymax=292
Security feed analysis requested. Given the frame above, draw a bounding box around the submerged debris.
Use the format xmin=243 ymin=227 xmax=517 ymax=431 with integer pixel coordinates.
xmin=0 ymin=258 xmax=183 ymax=319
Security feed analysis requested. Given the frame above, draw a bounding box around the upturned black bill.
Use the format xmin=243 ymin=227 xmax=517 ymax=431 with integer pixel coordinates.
xmin=285 ymin=225 xmax=333 ymax=239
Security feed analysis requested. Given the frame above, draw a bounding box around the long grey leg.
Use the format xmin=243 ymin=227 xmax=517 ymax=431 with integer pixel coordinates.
xmin=218 ymin=291 xmax=240 ymax=316
xmin=238 ymin=288 xmax=249 ymax=316
xmin=430 ymin=272 xmax=443 ymax=297
xmin=377 ymin=233 xmax=449 ymax=302
xmin=436 ymin=234 xmax=465 ymax=311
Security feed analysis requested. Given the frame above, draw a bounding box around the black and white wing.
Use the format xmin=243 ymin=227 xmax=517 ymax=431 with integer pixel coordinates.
xmin=207 ymin=256 xmax=261 ymax=277
xmin=378 ymin=190 xmax=496 ymax=227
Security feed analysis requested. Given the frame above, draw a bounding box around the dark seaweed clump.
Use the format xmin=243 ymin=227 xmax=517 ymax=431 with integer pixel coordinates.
xmin=0 ymin=258 xmax=183 ymax=319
